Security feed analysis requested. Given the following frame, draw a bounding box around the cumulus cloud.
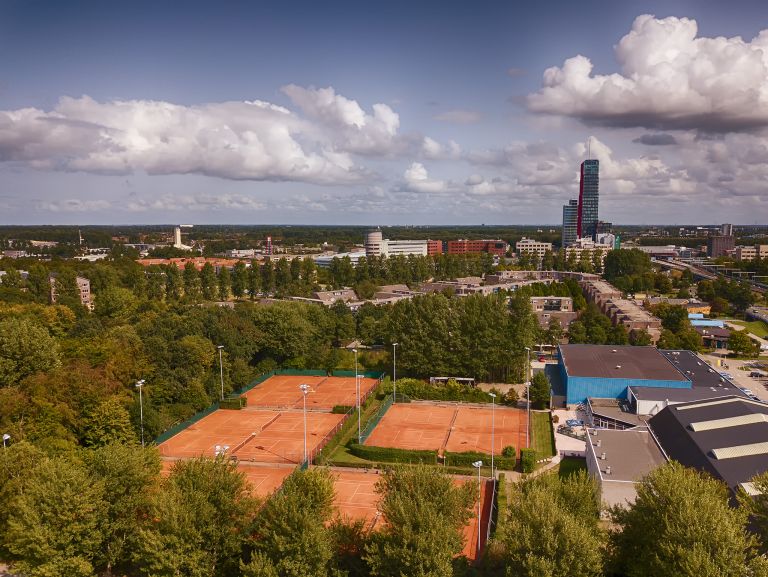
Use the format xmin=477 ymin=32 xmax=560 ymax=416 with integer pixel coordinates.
xmin=434 ymin=109 xmax=482 ymax=125
xmin=397 ymin=162 xmax=454 ymax=194
xmin=633 ymin=133 xmax=678 ymax=146
xmin=421 ymin=136 xmax=461 ymax=159
xmin=38 ymin=193 xmax=269 ymax=213
xmin=527 ymin=15 xmax=768 ymax=132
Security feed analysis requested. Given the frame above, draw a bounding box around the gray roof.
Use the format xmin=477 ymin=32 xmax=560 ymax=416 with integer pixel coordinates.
xmin=658 ymin=350 xmax=745 ymax=392
xmin=650 ymin=396 xmax=768 ymax=494
xmin=586 ymin=427 xmax=667 ymax=482
xmin=560 ymin=344 xmax=690 ymax=382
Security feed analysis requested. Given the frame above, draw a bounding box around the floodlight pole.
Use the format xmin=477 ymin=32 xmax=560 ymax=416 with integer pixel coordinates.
xmin=525 ymin=346 xmax=531 ymax=448
xmin=354 ymin=348 xmax=360 ymax=443
xmin=135 ymin=379 xmax=146 ymax=448
xmin=217 ymin=345 xmax=225 ymax=401
xmin=300 ymin=384 xmax=310 ymax=464
xmin=392 ymin=342 xmax=398 ymax=404
xmin=2 ymin=433 xmax=9 ymax=449
xmin=489 ymin=393 xmax=496 ymax=478
xmin=472 ymin=460 xmax=483 ymax=554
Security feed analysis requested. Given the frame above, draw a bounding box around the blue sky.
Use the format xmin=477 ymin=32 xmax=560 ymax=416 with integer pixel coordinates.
xmin=1 ymin=0 xmax=767 ymax=225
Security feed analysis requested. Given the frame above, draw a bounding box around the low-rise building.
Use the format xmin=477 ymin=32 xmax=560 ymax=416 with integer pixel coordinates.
xmin=447 ymin=239 xmax=508 ymax=256
xmin=582 ymin=279 xmax=662 ymax=341
xmin=585 ymin=427 xmax=667 ymax=508
xmin=565 ymin=238 xmax=611 ymax=267
xmin=49 ymin=273 xmax=93 ymax=310
xmin=515 ymin=237 xmax=552 ymax=259
xmin=2 ymin=250 xmax=28 ymax=259
xmin=735 ymin=245 xmax=768 ymax=261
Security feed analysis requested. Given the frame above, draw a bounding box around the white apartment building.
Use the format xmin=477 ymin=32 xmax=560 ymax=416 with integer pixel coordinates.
xmin=364 ymin=230 xmax=428 ymax=258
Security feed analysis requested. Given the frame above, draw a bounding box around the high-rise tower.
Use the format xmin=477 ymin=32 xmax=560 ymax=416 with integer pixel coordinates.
xmin=577 ymin=159 xmax=599 ymax=241
xmin=562 ymin=199 xmax=578 ymax=247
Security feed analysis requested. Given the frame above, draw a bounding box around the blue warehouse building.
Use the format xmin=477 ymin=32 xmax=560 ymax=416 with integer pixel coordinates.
xmin=556 ymin=344 xmax=692 ymax=405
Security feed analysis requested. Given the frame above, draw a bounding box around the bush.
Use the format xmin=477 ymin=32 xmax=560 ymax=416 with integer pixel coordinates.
xmin=331 ymin=405 xmax=353 ymax=414
xmin=552 ymin=414 xmax=560 ymax=424
xmin=520 ymin=448 xmax=536 ymax=473
xmin=502 ymin=388 xmax=519 ymax=406
xmin=501 ymin=445 xmax=515 ymax=458
xmin=444 ymin=450 xmax=516 ymax=470
xmin=346 ymin=441 xmax=437 ymax=464
xmin=386 ymin=377 xmax=491 ymax=403
xmin=220 ymin=396 xmax=246 ymax=410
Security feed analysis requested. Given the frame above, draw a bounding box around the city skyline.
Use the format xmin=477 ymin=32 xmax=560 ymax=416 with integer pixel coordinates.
xmin=1 ymin=0 xmax=767 ymax=225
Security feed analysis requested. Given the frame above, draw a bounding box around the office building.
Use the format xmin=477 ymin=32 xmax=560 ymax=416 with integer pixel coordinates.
xmin=446 ymin=239 xmax=508 ymax=256
xmin=364 ymin=230 xmax=429 ymax=258
xmin=577 ymin=159 xmax=600 ymax=240
xmin=562 ymin=199 xmax=578 ymax=247
xmin=721 ymin=223 xmax=734 ymax=237
xmin=515 ymin=237 xmax=552 ymax=259
xmin=735 ymin=245 xmax=768 ymax=261
xmin=707 ymin=235 xmax=735 ymax=258
xmin=427 ymin=240 xmax=443 ymax=255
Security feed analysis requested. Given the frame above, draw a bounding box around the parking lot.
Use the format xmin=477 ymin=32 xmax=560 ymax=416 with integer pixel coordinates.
xmin=700 ymin=353 xmax=768 ymax=401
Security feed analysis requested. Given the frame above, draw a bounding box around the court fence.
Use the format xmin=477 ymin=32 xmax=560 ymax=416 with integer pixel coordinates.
xmin=359 ymin=392 xmax=394 ymax=444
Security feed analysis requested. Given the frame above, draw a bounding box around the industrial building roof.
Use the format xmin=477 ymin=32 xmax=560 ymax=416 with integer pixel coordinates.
xmin=559 ymin=345 xmax=690 ymax=382
xmin=649 ymin=396 xmax=768 ymax=494
xmin=586 ymin=427 xmax=667 ymax=482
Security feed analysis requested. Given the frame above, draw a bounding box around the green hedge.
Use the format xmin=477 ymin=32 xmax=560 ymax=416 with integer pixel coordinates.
xmin=347 ymin=441 xmax=437 ymax=464
xmin=443 ymin=450 xmax=516 ymax=470
xmin=388 ymin=378 xmax=493 ymax=403
xmin=331 ymin=405 xmax=354 ymax=414
xmin=520 ymin=448 xmax=536 ymax=473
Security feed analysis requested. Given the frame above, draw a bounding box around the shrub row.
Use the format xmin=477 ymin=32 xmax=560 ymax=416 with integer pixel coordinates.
xmin=388 ymin=378 xmax=510 ymax=404
xmin=443 ymin=450 xmax=516 ymax=471
xmin=347 ymin=441 xmax=438 ymax=464
xmin=520 ymin=448 xmax=537 ymax=473
xmin=331 ymin=405 xmax=354 ymax=414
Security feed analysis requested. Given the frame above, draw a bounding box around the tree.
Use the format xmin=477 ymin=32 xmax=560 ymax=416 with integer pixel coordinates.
xmin=94 ymin=286 xmax=139 ymax=322
xmin=728 ymin=330 xmax=759 ymax=357
xmin=1 ymin=265 xmax=23 ymax=288
xmin=85 ymin=444 xmax=161 ymax=574
xmin=165 ymin=264 xmax=182 ymax=300
xmin=247 ymin=262 xmax=262 ymax=299
xmin=0 ymin=317 xmax=61 ymax=387
xmin=232 ymin=261 xmax=248 ymax=298
xmin=183 ymin=262 xmax=201 ymax=301
xmin=5 ymin=457 xmax=107 ymax=577
xmin=629 ymin=329 xmax=653 ymax=346
xmin=529 ymin=371 xmax=551 ymax=409
xmin=81 ymin=397 xmax=137 ymax=447
xmin=248 ymin=468 xmax=336 ymax=577
xmin=134 ymin=457 xmax=257 ymax=577
xmin=364 ymin=465 xmax=474 ymax=576
xmin=610 ymin=462 xmax=763 ymax=577
xmin=500 ymin=472 xmax=605 ymax=577
xmin=200 ymin=262 xmax=217 ymax=300
xmin=218 ymin=267 xmax=231 ymax=301
xmin=567 ymin=320 xmax=587 ymax=344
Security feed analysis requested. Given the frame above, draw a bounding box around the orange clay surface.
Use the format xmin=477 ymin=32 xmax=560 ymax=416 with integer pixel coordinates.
xmin=242 ymin=374 xmax=378 ymax=410
xmin=364 ymin=403 xmax=527 ymax=457
xmin=328 ymin=468 xmax=491 ymax=561
xmin=158 ymin=408 xmax=343 ymax=464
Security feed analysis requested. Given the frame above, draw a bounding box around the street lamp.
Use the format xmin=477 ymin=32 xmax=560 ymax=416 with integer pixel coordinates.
xmin=525 ymin=346 xmax=531 ymax=448
xmin=217 ymin=345 xmax=225 ymax=401
xmin=2 ymin=433 xmax=9 ymax=449
xmin=488 ymin=392 xmax=496 ymax=478
xmin=353 ymin=348 xmax=360 ymax=443
xmin=300 ymin=384 xmax=311 ymax=464
xmin=472 ymin=460 xmax=483 ymax=555
xmin=392 ymin=342 xmax=398 ymax=404
xmin=135 ymin=379 xmax=146 ymax=448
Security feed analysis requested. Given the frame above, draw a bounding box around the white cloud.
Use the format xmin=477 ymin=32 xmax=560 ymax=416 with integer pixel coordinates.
xmin=527 ymin=15 xmax=768 ymax=132
xmin=398 ymin=162 xmax=453 ymax=194
xmin=434 ymin=109 xmax=482 ymax=125
xmin=421 ymin=136 xmax=461 ymax=160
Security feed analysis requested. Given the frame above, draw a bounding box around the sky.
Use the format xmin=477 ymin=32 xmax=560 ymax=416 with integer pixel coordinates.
xmin=1 ymin=0 xmax=767 ymax=225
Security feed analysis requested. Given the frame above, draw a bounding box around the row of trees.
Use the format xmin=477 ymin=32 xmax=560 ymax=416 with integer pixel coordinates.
xmin=490 ymin=462 xmax=768 ymax=577
xmin=1 ymin=444 xmax=477 ymax=577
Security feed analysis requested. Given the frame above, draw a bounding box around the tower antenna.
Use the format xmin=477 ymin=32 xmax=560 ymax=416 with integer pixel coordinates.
xmin=587 ymin=136 xmax=591 ymax=160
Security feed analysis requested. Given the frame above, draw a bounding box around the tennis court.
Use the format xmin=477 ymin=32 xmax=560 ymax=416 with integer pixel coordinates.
xmin=329 ymin=468 xmax=490 ymax=561
xmin=158 ymin=408 xmax=344 ymax=464
xmin=364 ymin=402 xmax=527 ymax=457
xmin=243 ymin=374 xmax=379 ymax=411
xmin=238 ymin=464 xmax=296 ymax=497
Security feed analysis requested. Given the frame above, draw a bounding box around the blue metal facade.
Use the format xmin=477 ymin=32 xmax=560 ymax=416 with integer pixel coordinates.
xmin=558 ymin=348 xmax=692 ymax=405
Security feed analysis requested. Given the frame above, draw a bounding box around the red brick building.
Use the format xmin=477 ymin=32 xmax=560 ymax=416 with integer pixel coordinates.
xmin=446 ymin=239 xmax=508 ymax=256
xmin=427 ymin=239 xmax=443 ymax=255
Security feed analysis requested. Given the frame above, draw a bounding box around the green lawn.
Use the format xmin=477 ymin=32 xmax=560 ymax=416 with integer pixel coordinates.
xmin=726 ymin=319 xmax=768 ymax=339
xmin=558 ymin=457 xmax=587 ymax=479
xmin=530 ymin=411 xmax=556 ymax=458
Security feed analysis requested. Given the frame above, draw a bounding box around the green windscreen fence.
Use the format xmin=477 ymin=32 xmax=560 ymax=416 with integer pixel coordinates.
xmin=154 ymin=403 xmax=220 ymax=445
xmin=359 ymin=392 xmax=394 ymax=443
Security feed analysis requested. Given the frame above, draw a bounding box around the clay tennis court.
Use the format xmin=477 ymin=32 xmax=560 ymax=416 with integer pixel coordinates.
xmin=329 ymin=468 xmax=492 ymax=561
xmin=160 ymin=460 xmax=296 ymax=499
xmin=364 ymin=403 xmax=527 ymax=457
xmin=158 ymin=408 xmax=344 ymax=464
xmin=243 ymin=374 xmax=379 ymax=410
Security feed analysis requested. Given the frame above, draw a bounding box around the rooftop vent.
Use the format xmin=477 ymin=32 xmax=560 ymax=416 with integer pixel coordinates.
xmin=616 ymin=365 xmax=622 ymax=369
xmin=600 ymin=452 xmax=606 ymax=460
xmin=611 ymin=349 xmax=617 ymax=353
xmin=596 ymin=439 xmax=602 ymax=447
xmin=605 ymin=465 xmax=611 ymax=475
